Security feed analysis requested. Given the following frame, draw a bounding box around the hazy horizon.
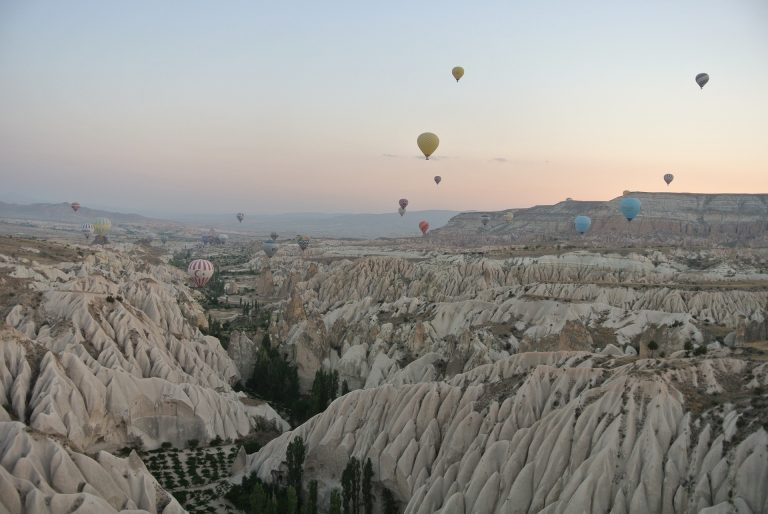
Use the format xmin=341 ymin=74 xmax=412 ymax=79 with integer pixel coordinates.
xmin=2 ymin=1 xmax=767 ymax=215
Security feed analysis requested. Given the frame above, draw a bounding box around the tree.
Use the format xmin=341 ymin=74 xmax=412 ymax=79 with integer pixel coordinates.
xmin=341 ymin=380 xmax=350 ymax=396
xmin=329 ymin=490 xmax=342 ymax=514
xmin=647 ymin=340 xmax=659 ymax=357
xmin=382 ymin=488 xmax=398 ymax=514
xmin=342 ymin=457 xmax=362 ymax=514
xmin=362 ymin=458 xmax=374 ymax=514
xmin=304 ymin=480 xmax=318 ymax=514
xmin=287 ymin=437 xmax=306 ymax=499
xmin=286 ymin=486 xmax=299 ymax=514
xmin=249 ymin=483 xmax=269 ymax=513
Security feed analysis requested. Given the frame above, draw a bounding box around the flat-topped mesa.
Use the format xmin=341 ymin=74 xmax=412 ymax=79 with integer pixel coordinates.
xmin=435 ymin=192 xmax=768 ymax=244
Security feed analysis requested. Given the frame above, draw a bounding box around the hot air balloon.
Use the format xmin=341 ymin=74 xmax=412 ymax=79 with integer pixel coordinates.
xmin=398 ymin=207 xmax=406 ymax=217
xmin=664 ymin=173 xmax=674 ymax=186
xmin=452 ymin=66 xmax=464 ymax=82
xmin=262 ymin=240 xmax=278 ymax=258
xmin=270 ymin=232 xmax=279 ymax=241
xmin=236 ymin=213 xmax=244 ymax=223
xmin=574 ymin=215 xmax=592 ymax=234
xmin=480 ymin=214 xmax=490 ymax=227
xmin=418 ymin=220 xmax=429 ymax=236
xmin=619 ymin=197 xmax=642 ymax=222
xmin=188 ymin=259 xmax=214 ymax=288
xmin=695 ymin=73 xmax=709 ymax=89
xmin=219 ymin=233 xmax=229 ymax=243
xmin=504 ymin=213 xmax=515 ymax=223
xmin=297 ymin=236 xmax=310 ymax=251
xmin=93 ymin=218 xmax=111 ymax=236
xmin=434 ymin=176 xmax=442 ymax=186
xmin=81 ymin=223 xmax=94 ymax=240
xmin=71 ymin=202 xmax=80 ymax=213
xmin=160 ymin=234 xmax=168 ymax=245
xmin=417 ymin=133 xmax=439 ymax=160
xmin=399 ymin=198 xmax=409 ymax=209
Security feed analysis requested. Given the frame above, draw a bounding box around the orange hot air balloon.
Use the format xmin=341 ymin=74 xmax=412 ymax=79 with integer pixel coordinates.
xmin=418 ymin=220 xmax=429 ymax=236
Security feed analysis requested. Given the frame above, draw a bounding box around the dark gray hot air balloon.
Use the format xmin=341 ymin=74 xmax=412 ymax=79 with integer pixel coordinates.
xmin=480 ymin=214 xmax=490 ymax=227
xmin=695 ymin=73 xmax=709 ymax=89
xmin=262 ymin=240 xmax=278 ymax=258
xmin=664 ymin=173 xmax=674 ymax=186
xmin=270 ymin=232 xmax=279 ymax=241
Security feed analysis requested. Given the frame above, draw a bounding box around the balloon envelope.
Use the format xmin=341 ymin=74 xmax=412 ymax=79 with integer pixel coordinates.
xmin=188 ymin=259 xmax=214 ymax=288
xmin=71 ymin=202 xmax=80 ymax=213
xmin=574 ymin=215 xmax=592 ymax=234
xmin=398 ymin=207 xmax=406 ymax=217
xmin=81 ymin=223 xmax=94 ymax=238
xmin=262 ymin=240 xmax=278 ymax=258
xmin=93 ymin=218 xmax=111 ymax=236
xmin=417 ymin=133 xmax=439 ymax=160
xmin=270 ymin=232 xmax=279 ymax=241
xmin=664 ymin=173 xmax=674 ymax=185
xmin=434 ymin=176 xmax=442 ymax=185
xmin=236 ymin=213 xmax=244 ymax=223
xmin=452 ymin=66 xmax=464 ymax=82
xmin=297 ymin=236 xmax=310 ymax=251
xmin=619 ymin=197 xmax=642 ymax=221
xmin=480 ymin=215 xmax=490 ymax=226
xmin=399 ymin=198 xmax=408 ymax=209
xmin=418 ymin=220 xmax=429 ymax=235
xmin=695 ymin=73 xmax=709 ymax=89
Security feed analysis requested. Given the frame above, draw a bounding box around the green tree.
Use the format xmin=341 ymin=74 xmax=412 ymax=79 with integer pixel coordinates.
xmin=304 ymin=480 xmax=318 ymax=514
xmin=286 ymin=486 xmax=299 ymax=514
xmin=329 ymin=490 xmax=342 ymax=514
xmin=342 ymin=457 xmax=362 ymax=514
xmin=362 ymin=458 xmax=374 ymax=514
xmin=647 ymin=340 xmax=659 ymax=357
xmin=287 ymin=437 xmax=306 ymax=502
xmin=382 ymin=488 xmax=398 ymax=514
xmin=341 ymin=380 xmax=350 ymax=395
xmin=249 ymin=483 xmax=269 ymax=512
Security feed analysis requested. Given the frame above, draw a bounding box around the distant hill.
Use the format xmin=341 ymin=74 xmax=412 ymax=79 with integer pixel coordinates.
xmin=0 ymin=201 xmax=170 ymax=225
xmin=435 ymin=192 xmax=768 ymax=245
xmin=170 ymin=210 xmax=461 ymax=239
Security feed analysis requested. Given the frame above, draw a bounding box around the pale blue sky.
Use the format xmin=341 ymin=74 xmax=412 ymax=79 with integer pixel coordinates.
xmin=1 ymin=0 xmax=766 ymax=215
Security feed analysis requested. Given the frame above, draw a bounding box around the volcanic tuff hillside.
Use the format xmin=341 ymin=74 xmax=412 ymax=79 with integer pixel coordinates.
xmin=436 ymin=192 xmax=768 ymax=244
xmin=0 ymin=237 xmax=286 ymax=513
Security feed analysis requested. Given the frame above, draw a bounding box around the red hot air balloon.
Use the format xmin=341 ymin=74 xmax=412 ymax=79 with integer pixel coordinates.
xmin=187 ymin=259 xmax=214 ymax=288
xmin=434 ymin=176 xmax=442 ymax=186
xmin=399 ymin=198 xmax=409 ymax=209
xmin=418 ymin=220 xmax=429 ymax=236
xmin=71 ymin=202 xmax=80 ymax=213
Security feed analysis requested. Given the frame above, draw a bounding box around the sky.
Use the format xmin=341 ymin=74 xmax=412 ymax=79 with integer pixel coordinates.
xmin=1 ymin=0 xmax=767 ymax=215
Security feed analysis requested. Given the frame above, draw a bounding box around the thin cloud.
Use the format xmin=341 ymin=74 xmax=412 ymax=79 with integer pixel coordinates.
xmin=490 ymin=157 xmax=508 ymax=163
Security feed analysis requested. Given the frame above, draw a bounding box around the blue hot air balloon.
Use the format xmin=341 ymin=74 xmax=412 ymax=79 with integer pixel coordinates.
xmin=574 ymin=215 xmax=592 ymax=234
xmin=619 ymin=197 xmax=642 ymax=221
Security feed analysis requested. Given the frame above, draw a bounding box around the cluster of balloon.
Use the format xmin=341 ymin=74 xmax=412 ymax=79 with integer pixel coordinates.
xmin=270 ymin=231 xmax=279 ymax=241
xmin=236 ymin=212 xmax=244 ymax=223
xmin=297 ymin=236 xmax=310 ymax=251
xmin=418 ymin=220 xmax=429 ymax=236
xmin=70 ymin=202 xmax=80 ymax=213
xmin=81 ymin=223 xmax=94 ymax=241
xmin=188 ymin=259 xmax=214 ymax=288
xmin=619 ymin=197 xmax=642 ymax=222
xmin=664 ymin=173 xmax=674 ymax=186
xmin=480 ymin=214 xmax=490 ymax=227
xmin=574 ymin=215 xmax=592 ymax=235
xmin=262 ymin=240 xmax=278 ymax=258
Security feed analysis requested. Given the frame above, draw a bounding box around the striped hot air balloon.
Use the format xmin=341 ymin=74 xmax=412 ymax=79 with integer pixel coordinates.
xmin=187 ymin=259 xmax=214 ymax=288
xmin=418 ymin=220 xmax=429 ymax=236
xmin=81 ymin=223 xmax=94 ymax=240
xmin=93 ymin=218 xmax=111 ymax=236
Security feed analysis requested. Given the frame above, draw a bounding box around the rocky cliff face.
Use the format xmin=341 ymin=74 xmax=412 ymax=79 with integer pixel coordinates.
xmin=436 ymin=192 xmax=768 ymax=244
xmin=0 ymin=238 xmax=287 ymax=513
xmin=244 ymin=351 xmax=768 ymax=514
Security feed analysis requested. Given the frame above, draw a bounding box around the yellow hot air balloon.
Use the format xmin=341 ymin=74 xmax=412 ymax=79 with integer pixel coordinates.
xmin=452 ymin=66 xmax=464 ymax=82
xmin=417 ymin=133 xmax=439 ymax=160
xmin=93 ymin=217 xmax=112 ymax=236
